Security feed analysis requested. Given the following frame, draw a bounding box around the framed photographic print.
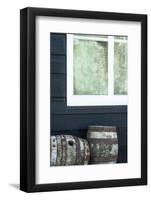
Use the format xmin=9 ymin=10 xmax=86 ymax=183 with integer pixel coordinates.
xmin=20 ymin=7 xmax=147 ymax=192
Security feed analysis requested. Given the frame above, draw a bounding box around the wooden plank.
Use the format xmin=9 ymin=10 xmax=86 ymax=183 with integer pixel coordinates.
xmin=117 ymin=146 xmax=127 ymax=163
xmin=51 ymin=55 xmax=66 ymax=74
xmin=118 ymin=112 xmax=127 ymax=163
xmin=117 ymin=127 xmax=127 ymax=145
xmin=51 ymin=100 xmax=127 ymax=114
xmin=51 ymin=113 xmax=122 ymax=131
xmin=52 ymin=129 xmax=87 ymax=139
xmin=122 ymin=112 xmax=127 ymax=127
xmin=50 ymin=33 xmax=66 ymax=55
xmin=51 ymin=74 xmax=66 ymax=98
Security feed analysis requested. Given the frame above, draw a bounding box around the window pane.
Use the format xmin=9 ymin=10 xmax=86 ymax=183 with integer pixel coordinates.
xmin=73 ymin=38 xmax=108 ymax=95
xmin=114 ymin=42 xmax=128 ymax=95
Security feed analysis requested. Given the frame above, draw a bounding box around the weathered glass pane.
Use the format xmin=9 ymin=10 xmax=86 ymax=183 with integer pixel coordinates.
xmin=114 ymin=42 xmax=128 ymax=95
xmin=73 ymin=38 xmax=108 ymax=95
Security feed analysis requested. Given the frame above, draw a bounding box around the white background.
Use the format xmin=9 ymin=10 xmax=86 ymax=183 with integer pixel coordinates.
xmin=0 ymin=0 xmax=150 ymax=199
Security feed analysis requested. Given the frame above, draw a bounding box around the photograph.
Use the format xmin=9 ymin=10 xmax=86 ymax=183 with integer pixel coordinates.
xmin=50 ymin=33 xmax=128 ymax=166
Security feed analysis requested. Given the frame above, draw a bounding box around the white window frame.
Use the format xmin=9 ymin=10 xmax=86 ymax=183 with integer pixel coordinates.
xmin=67 ymin=34 xmax=128 ymax=106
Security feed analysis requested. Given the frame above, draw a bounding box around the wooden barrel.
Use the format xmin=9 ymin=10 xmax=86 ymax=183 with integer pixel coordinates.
xmin=50 ymin=135 xmax=90 ymax=166
xmin=87 ymin=126 xmax=118 ymax=164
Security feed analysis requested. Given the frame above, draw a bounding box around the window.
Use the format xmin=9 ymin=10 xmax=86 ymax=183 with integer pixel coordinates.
xmin=67 ymin=34 xmax=128 ymax=106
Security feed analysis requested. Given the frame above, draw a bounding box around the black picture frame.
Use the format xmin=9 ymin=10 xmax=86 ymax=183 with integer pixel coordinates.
xmin=20 ymin=7 xmax=147 ymax=192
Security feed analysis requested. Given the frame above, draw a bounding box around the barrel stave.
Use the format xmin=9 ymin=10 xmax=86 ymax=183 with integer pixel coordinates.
xmin=87 ymin=126 xmax=118 ymax=164
xmin=50 ymin=135 xmax=90 ymax=166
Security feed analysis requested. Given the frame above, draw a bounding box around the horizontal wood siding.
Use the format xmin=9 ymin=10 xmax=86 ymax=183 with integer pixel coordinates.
xmin=51 ymin=113 xmax=122 ymax=131
xmin=51 ymin=100 xmax=127 ymax=114
xmin=51 ymin=74 xmax=66 ymax=98
xmin=51 ymin=55 xmax=66 ymax=74
xmin=50 ymin=33 xmax=127 ymax=163
xmin=51 ymin=33 xmax=66 ymax=55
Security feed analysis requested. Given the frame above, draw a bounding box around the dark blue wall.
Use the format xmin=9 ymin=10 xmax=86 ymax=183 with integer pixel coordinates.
xmin=50 ymin=33 xmax=127 ymax=163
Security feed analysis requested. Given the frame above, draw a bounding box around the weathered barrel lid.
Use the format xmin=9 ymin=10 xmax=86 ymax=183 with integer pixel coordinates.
xmin=88 ymin=125 xmax=117 ymax=132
